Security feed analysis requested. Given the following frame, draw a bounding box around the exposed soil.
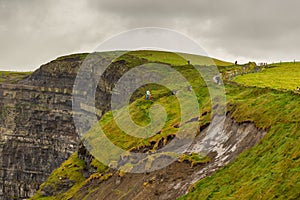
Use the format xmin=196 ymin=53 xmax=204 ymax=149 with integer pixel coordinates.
xmin=73 ymin=161 xmax=205 ymax=200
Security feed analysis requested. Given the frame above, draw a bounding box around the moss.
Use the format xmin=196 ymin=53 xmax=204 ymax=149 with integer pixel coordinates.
xmin=178 ymin=153 xmax=211 ymax=167
xmin=30 ymin=153 xmax=86 ymax=200
xmin=86 ymin=172 xmax=113 ymax=183
xmin=90 ymin=158 xmax=109 ymax=173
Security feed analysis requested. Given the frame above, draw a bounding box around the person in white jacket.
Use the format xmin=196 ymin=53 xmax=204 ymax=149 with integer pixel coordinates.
xmin=146 ymin=90 xmax=151 ymax=100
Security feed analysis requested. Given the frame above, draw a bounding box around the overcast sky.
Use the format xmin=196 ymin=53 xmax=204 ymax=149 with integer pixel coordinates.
xmin=1 ymin=0 xmax=300 ymax=71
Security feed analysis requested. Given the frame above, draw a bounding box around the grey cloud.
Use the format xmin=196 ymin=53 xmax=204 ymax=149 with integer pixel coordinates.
xmin=1 ymin=0 xmax=300 ymax=71
xmin=82 ymin=0 xmax=300 ymax=63
xmin=0 ymin=0 xmax=125 ymax=71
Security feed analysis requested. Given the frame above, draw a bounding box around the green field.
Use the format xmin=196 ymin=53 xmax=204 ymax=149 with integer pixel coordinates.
xmin=233 ymin=62 xmax=300 ymax=91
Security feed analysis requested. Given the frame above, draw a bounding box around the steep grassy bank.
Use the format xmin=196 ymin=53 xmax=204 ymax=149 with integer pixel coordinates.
xmin=179 ymin=85 xmax=300 ymax=199
xmin=32 ymin=84 xmax=300 ymax=200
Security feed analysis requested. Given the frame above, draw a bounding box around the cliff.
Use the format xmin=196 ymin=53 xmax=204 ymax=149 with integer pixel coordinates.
xmin=0 ymin=83 xmax=77 ymax=199
xmin=2 ymin=51 xmax=296 ymax=200
xmin=0 ymin=51 xmax=149 ymax=199
xmin=0 ymin=54 xmax=86 ymax=199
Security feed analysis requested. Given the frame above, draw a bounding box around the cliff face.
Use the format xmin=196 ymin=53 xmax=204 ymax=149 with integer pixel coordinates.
xmin=0 ymin=52 xmax=147 ymax=199
xmin=0 ymin=54 xmax=92 ymax=199
xmin=0 ymin=84 xmax=77 ymax=199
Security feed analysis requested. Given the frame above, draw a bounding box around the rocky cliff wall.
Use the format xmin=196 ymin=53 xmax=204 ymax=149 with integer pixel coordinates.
xmin=0 ymin=83 xmax=78 ymax=199
xmin=0 ymin=52 xmax=147 ymax=199
xmin=0 ymin=54 xmax=93 ymax=199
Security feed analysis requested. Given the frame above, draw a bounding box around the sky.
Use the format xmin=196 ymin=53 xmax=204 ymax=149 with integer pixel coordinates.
xmin=1 ymin=0 xmax=300 ymax=71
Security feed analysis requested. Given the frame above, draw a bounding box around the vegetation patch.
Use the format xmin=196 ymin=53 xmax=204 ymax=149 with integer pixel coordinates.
xmin=233 ymin=62 xmax=300 ymax=91
xmin=178 ymin=152 xmax=211 ymax=167
xmin=179 ymin=85 xmax=300 ymax=200
xmin=0 ymin=71 xmax=32 ymax=83
xmin=31 ymin=153 xmax=86 ymax=200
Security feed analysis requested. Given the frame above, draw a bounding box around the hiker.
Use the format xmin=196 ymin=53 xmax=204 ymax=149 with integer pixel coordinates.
xmin=187 ymin=85 xmax=191 ymax=91
xmin=216 ymin=76 xmax=221 ymax=85
xmin=146 ymin=90 xmax=151 ymax=100
xmin=212 ymin=75 xmax=221 ymax=85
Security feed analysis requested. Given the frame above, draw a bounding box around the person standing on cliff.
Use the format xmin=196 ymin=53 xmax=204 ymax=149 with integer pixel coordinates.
xmin=146 ymin=90 xmax=151 ymax=100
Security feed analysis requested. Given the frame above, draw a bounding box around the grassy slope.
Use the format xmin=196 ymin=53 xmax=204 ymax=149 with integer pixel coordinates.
xmin=129 ymin=50 xmax=232 ymax=66
xmin=31 ymin=153 xmax=109 ymax=200
xmin=180 ymin=63 xmax=300 ymax=199
xmin=233 ymin=62 xmax=300 ymax=91
xmin=179 ymin=86 xmax=300 ymax=200
xmin=31 ymin=51 xmax=214 ymax=199
xmin=31 ymin=51 xmax=300 ymax=199
xmin=0 ymin=71 xmax=32 ymax=83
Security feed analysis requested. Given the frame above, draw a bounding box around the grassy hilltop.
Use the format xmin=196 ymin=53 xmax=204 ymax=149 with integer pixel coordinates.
xmin=28 ymin=51 xmax=300 ymax=199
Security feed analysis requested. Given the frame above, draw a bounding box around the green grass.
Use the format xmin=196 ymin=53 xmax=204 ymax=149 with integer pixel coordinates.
xmin=178 ymin=152 xmax=211 ymax=167
xmin=31 ymin=51 xmax=300 ymax=199
xmin=179 ymin=85 xmax=300 ymax=200
xmin=0 ymin=71 xmax=32 ymax=83
xmin=31 ymin=50 xmax=218 ymax=199
xmin=128 ymin=50 xmax=232 ymax=66
xmin=179 ymin=52 xmax=233 ymax=67
xmin=82 ymin=50 xmax=216 ymax=165
xmin=31 ymin=153 xmax=86 ymax=200
xmin=233 ymin=62 xmax=300 ymax=91
xmin=31 ymin=153 xmax=109 ymax=200
xmin=84 ymin=81 xmax=208 ymax=165
xmin=54 ymin=50 xmax=232 ymax=68
xmin=55 ymin=53 xmax=89 ymax=61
